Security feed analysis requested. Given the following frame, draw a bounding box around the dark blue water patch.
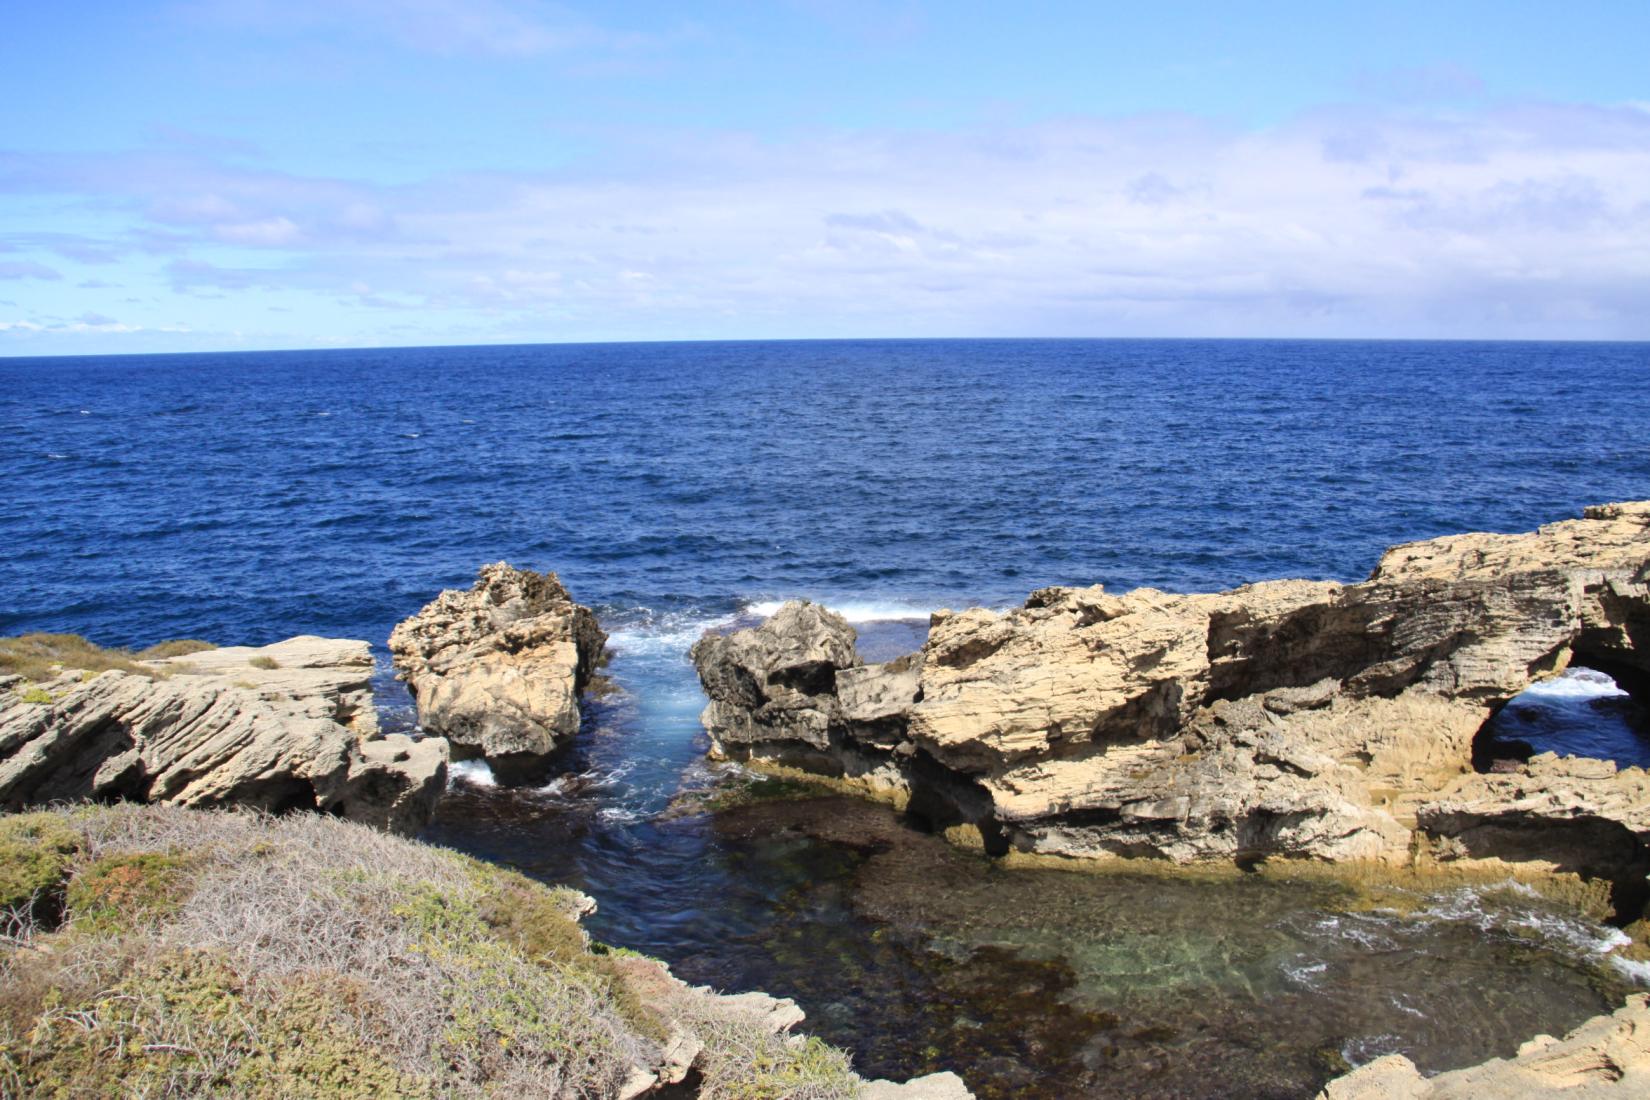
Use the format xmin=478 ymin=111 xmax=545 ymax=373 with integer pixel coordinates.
xmin=2 ymin=338 xmax=1647 ymax=649
xmin=1480 ymin=670 xmax=1650 ymax=769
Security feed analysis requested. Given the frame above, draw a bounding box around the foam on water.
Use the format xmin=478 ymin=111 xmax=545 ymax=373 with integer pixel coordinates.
xmin=1516 ymin=668 xmax=1629 ymax=702
xmin=602 ymin=606 xmax=739 ymax=660
xmin=742 ymin=598 xmax=934 ymax=623
xmin=449 ymin=758 xmax=498 ymax=787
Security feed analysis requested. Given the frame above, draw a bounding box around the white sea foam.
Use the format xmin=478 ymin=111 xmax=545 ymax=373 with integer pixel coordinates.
xmin=1340 ymin=1034 xmax=1403 ymax=1068
xmin=742 ymin=598 xmax=933 ymax=623
xmin=45 ymin=453 xmax=66 ymax=460
xmin=1611 ymin=955 xmax=1650 ymax=984
xmin=1410 ymin=883 xmax=1648 ymax=981
xmin=603 ymin=606 xmax=740 ymax=661
xmin=1516 ymin=668 xmax=1628 ymax=702
xmin=1282 ymin=958 xmax=1328 ymax=988
xmin=449 ymin=758 xmax=497 ymax=788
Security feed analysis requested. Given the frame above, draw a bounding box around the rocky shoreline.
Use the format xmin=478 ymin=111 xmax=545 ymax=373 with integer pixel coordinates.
xmin=6 ymin=502 xmax=1650 ymax=1095
xmin=1 ymin=634 xmax=446 ymax=834
xmin=691 ymin=503 xmax=1650 ymax=931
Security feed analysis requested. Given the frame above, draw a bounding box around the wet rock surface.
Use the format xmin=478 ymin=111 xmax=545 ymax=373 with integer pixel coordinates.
xmin=1320 ymin=992 xmax=1650 ymax=1099
xmin=390 ymin=562 xmax=607 ymax=765
xmin=0 ymin=635 xmax=446 ymax=833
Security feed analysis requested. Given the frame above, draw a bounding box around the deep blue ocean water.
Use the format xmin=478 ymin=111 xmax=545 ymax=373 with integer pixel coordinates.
xmin=5 ymin=338 xmax=1649 ymax=647
xmin=5 ymin=338 xmax=1650 ymax=1098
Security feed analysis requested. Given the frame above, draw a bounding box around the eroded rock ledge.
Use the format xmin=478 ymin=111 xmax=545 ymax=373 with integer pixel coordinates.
xmin=0 ymin=636 xmax=447 ymax=833
xmin=1319 ymin=993 xmax=1650 ymax=1099
xmin=691 ymin=502 xmax=1650 ymax=917
xmin=390 ymin=562 xmax=606 ymax=768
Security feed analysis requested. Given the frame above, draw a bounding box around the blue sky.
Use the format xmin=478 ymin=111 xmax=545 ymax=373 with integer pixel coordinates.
xmin=3 ymin=1 xmax=1648 ymax=354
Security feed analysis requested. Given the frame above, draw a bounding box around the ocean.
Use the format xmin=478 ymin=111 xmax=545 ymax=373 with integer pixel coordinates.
xmin=5 ymin=337 xmax=1650 ymax=1098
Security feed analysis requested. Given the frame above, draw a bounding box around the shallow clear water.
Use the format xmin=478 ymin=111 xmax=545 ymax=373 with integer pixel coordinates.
xmin=5 ymin=339 xmax=1650 ymax=1096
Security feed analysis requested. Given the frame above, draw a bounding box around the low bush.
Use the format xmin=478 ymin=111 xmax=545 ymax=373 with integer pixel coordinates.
xmin=133 ymin=639 xmax=217 ymax=660
xmin=0 ymin=633 xmax=214 ymax=683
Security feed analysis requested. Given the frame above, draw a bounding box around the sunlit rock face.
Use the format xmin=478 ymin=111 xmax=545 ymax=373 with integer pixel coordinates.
xmin=390 ymin=563 xmax=606 ymax=766
xmin=0 ymin=636 xmax=447 ymax=834
xmin=692 ymin=503 xmax=1650 ymax=893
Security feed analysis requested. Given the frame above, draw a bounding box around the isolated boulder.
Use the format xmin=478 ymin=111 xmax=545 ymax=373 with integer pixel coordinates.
xmin=389 ymin=563 xmax=606 ymax=763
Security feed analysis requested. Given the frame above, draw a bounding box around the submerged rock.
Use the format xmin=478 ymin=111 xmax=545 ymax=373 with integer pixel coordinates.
xmin=389 ymin=563 xmax=607 ymax=765
xmin=1319 ymin=993 xmax=1650 ymax=1099
xmin=0 ymin=635 xmax=446 ymax=833
xmin=690 ymin=502 xmax=1650 ymax=898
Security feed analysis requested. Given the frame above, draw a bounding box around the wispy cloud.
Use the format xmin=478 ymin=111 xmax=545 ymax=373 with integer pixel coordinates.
xmin=0 ymin=261 xmax=63 ymax=281
xmin=4 ymin=100 xmax=1649 ymax=343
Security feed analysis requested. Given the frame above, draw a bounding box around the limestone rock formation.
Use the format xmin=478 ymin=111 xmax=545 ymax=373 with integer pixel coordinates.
xmin=1318 ymin=994 xmax=1650 ymax=1099
xmin=691 ymin=503 xmax=1650 ymax=899
xmin=390 ymin=563 xmax=606 ymax=763
xmin=0 ymin=636 xmax=446 ymax=833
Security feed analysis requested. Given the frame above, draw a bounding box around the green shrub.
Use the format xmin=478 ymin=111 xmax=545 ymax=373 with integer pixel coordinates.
xmin=478 ymin=874 xmax=669 ymax=1044
xmin=0 ymin=633 xmax=158 ymax=683
xmin=0 ymin=952 xmax=433 ymax=1100
xmin=248 ymin=656 xmax=280 ymax=670
xmin=65 ymin=853 xmax=197 ymax=934
xmin=0 ymin=813 xmax=82 ymax=918
xmin=17 ymin=687 xmax=52 ymax=706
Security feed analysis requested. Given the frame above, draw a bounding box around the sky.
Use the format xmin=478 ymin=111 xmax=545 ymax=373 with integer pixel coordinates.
xmin=2 ymin=1 xmax=1649 ymax=355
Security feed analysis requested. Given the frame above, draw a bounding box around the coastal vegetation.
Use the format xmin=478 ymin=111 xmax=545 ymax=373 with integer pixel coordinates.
xmin=0 ymin=803 xmax=862 ymax=1099
xmin=0 ymin=633 xmax=215 ymax=685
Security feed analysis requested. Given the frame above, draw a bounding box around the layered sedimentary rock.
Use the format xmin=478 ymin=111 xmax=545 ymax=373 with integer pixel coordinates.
xmin=0 ymin=636 xmax=447 ymax=833
xmin=691 ymin=503 xmax=1650 ymax=901
xmin=390 ymin=563 xmax=606 ymax=763
xmin=1319 ymin=993 xmax=1650 ymax=1099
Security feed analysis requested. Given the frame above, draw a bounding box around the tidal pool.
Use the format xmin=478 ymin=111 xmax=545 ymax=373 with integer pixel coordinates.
xmin=417 ymin=614 xmax=1645 ymax=1099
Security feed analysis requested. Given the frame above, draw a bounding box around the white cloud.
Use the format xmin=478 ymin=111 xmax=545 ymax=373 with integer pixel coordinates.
xmin=7 ymin=100 xmax=1650 ymax=341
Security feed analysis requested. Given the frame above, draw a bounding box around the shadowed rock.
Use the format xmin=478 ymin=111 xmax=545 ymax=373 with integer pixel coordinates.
xmin=390 ymin=563 xmax=606 ymax=766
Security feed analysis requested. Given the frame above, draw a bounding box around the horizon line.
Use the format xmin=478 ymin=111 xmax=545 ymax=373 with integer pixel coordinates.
xmin=6 ymin=333 xmax=1650 ymax=363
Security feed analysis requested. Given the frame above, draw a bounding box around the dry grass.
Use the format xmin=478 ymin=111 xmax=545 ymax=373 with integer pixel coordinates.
xmin=0 ymin=803 xmax=866 ymax=1099
xmin=134 ymin=640 xmax=217 ymax=660
xmin=0 ymin=634 xmax=215 ymax=684
xmin=663 ymin=987 xmax=860 ymax=1100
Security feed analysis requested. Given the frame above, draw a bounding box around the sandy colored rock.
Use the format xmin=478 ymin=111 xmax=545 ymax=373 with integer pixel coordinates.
xmin=861 ymin=1071 xmax=976 ymax=1099
xmin=692 ymin=503 xmax=1650 ymax=880
xmin=1319 ymin=994 xmax=1650 ymax=1099
xmin=389 ymin=562 xmax=606 ymax=761
xmin=0 ymin=636 xmax=447 ymax=833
